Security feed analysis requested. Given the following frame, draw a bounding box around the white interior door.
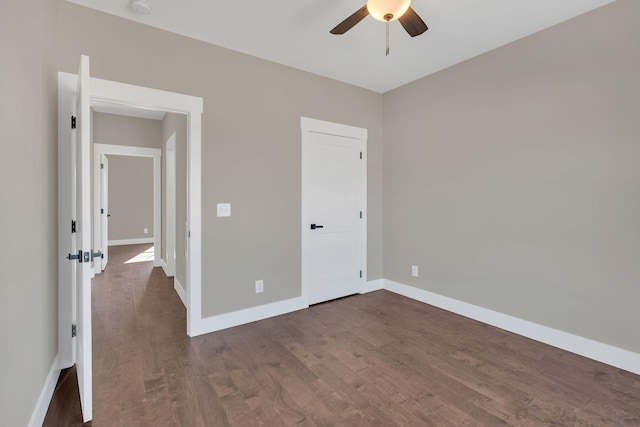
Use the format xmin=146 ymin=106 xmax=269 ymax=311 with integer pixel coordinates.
xmin=58 ymin=73 xmax=77 ymax=370
xmin=302 ymin=118 xmax=367 ymax=305
xmin=101 ymin=154 xmax=109 ymax=269
xmin=75 ymin=54 xmax=93 ymax=423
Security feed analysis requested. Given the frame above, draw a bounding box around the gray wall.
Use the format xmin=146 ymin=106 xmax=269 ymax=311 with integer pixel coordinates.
xmin=162 ymin=113 xmax=188 ymax=287
xmin=0 ymin=0 xmax=58 ymax=425
xmin=58 ymin=1 xmax=384 ymax=317
xmin=107 ymin=156 xmax=154 ymax=241
xmin=93 ymin=112 xmax=162 ymax=149
xmin=383 ymin=0 xmax=640 ymax=353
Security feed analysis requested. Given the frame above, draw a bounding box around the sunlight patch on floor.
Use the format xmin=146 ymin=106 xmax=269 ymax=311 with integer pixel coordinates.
xmin=125 ymin=246 xmax=154 ymax=264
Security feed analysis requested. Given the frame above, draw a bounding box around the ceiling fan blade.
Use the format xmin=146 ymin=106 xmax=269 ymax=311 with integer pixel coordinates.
xmin=398 ymin=7 xmax=428 ymax=37
xmin=330 ymin=5 xmax=369 ymax=35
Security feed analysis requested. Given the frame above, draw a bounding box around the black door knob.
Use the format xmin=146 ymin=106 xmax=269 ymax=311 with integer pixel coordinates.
xmin=310 ymin=224 xmax=324 ymax=230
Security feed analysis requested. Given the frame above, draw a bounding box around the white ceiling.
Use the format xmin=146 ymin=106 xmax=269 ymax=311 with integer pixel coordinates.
xmin=67 ymin=0 xmax=615 ymax=93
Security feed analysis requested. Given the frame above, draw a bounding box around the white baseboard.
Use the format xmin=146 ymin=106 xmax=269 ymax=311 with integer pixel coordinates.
xmin=108 ymin=237 xmax=154 ymax=246
xmin=27 ymin=353 xmax=60 ymax=427
xmin=174 ymin=278 xmax=186 ymax=308
xmin=383 ymin=279 xmax=640 ymax=375
xmin=159 ymin=258 xmax=168 ymax=274
xmin=361 ymin=278 xmax=384 ymax=294
xmin=190 ymin=296 xmax=308 ymax=337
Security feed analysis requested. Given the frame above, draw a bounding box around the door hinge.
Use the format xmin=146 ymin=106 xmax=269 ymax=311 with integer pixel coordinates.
xmin=101 ymin=163 xmax=104 ymax=169
xmin=360 ymin=151 xmax=362 ymax=159
xmin=71 ymin=220 xmax=76 ymax=233
xmin=360 ymin=211 xmax=362 ymax=219
xmin=71 ymin=324 xmax=77 ymax=337
xmin=359 ymin=270 xmax=362 ymax=278
xmin=101 ymin=208 xmax=104 ymax=214
xmin=71 ymin=116 xmax=77 ymax=129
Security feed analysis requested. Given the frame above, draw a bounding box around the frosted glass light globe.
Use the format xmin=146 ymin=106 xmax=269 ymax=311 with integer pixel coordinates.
xmin=367 ymin=0 xmax=411 ymax=22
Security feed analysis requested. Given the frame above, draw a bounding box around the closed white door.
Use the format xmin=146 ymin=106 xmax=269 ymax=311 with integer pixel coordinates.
xmin=302 ymin=118 xmax=367 ymax=305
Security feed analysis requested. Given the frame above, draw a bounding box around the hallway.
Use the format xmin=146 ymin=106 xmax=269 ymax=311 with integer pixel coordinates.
xmin=91 ymin=244 xmax=187 ymax=423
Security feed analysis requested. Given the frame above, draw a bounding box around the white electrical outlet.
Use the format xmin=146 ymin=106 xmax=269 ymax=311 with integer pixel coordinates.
xmin=255 ymin=280 xmax=264 ymax=293
xmin=412 ymin=265 xmax=419 ymax=277
xmin=144 ymin=228 xmax=149 ymax=234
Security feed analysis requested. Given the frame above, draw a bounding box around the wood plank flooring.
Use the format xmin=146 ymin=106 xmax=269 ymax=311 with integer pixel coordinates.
xmin=45 ymin=243 xmax=640 ymax=426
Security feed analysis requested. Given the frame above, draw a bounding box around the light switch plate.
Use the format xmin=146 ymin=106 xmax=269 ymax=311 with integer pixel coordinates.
xmin=412 ymin=265 xmax=419 ymax=277
xmin=217 ymin=203 xmax=231 ymax=217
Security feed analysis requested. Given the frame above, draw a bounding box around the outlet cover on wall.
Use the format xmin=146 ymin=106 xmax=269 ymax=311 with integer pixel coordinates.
xmin=412 ymin=265 xmax=419 ymax=277
xmin=217 ymin=203 xmax=231 ymax=217
xmin=144 ymin=228 xmax=149 ymax=234
xmin=255 ymin=280 xmax=264 ymax=293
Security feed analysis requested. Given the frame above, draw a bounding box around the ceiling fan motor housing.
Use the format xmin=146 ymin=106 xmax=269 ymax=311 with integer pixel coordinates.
xmin=367 ymin=0 xmax=412 ymax=22
xmin=329 ymin=0 xmax=427 ymax=41
xmin=129 ymin=0 xmax=152 ymax=15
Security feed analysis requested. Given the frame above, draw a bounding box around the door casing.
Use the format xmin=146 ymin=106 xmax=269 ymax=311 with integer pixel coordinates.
xmin=165 ymin=132 xmax=177 ymax=277
xmin=100 ymin=155 xmax=109 ymax=269
xmin=93 ymin=143 xmax=162 ymax=273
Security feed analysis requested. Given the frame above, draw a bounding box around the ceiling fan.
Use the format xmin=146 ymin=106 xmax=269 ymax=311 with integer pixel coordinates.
xmin=330 ymin=0 xmax=428 ymax=56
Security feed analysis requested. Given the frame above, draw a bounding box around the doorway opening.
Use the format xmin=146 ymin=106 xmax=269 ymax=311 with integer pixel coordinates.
xmin=58 ymin=57 xmax=203 ymax=422
xmin=93 ymin=143 xmax=162 ymax=275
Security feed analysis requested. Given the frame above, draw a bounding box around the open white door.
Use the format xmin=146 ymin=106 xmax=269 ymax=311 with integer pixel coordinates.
xmin=100 ymin=154 xmax=109 ymax=269
xmin=74 ymin=54 xmax=93 ymax=422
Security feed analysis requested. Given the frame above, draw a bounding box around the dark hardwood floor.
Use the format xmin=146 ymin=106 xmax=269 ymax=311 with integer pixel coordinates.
xmin=43 ymin=365 xmax=84 ymax=427
xmin=45 ymin=243 xmax=640 ymax=426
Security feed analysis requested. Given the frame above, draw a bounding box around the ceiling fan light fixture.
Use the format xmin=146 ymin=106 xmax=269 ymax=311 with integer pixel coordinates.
xmin=367 ymin=0 xmax=411 ymax=22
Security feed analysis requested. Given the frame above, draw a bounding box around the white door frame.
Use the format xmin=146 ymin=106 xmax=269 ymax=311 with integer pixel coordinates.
xmin=300 ymin=117 xmax=368 ymax=304
xmin=58 ymin=71 xmax=204 ymax=371
xmin=93 ymin=144 xmax=162 ymax=271
xmin=165 ymin=132 xmax=177 ymax=277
